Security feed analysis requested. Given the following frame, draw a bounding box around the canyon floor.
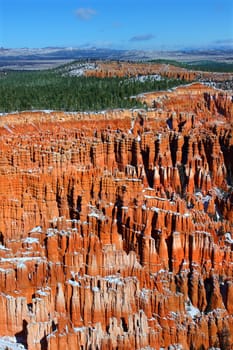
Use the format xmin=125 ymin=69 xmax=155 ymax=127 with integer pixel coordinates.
xmin=0 ymin=64 xmax=232 ymax=350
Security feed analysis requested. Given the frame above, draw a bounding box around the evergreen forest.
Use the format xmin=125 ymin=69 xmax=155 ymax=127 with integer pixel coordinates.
xmin=0 ymin=69 xmax=186 ymax=113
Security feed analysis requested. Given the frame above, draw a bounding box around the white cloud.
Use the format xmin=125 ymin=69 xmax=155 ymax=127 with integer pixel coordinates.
xmin=79 ymin=40 xmax=113 ymax=49
xmin=130 ymin=34 xmax=155 ymax=42
xmin=75 ymin=8 xmax=97 ymax=21
xmin=214 ymin=39 xmax=233 ymax=45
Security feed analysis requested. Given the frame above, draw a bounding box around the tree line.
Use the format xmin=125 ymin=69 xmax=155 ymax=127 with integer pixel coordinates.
xmin=0 ymin=69 xmax=186 ymax=113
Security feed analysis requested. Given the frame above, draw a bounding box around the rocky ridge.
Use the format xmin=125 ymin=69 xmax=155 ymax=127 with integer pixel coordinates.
xmin=0 ymin=83 xmax=232 ymax=349
xmin=83 ymin=61 xmax=232 ymax=84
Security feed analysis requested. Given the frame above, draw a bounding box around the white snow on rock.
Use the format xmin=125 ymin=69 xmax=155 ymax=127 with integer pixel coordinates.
xmin=225 ymin=232 xmax=233 ymax=244
xmin=68 ymin=279 xmax=80 ymax=287
xmin=185 ymin=301 xmax=200 ymax=318
xmin=104 ymin=275 xmax=123 ymax=285
xmin=0 ymin=336 xmax=26 ymax=350
xmin=30 ymin=226 xmax=42 ymax=233
xmin=168 ymin=345 xmax=184 ymax=350
xmin=23 ymin=237 xmax=39 ymax=244
xmin=36 ymin=289 xmax=49 ymax=296
xmin=0 ymin=244 xmax=10 ymax=251
xmin=74 ymin=326 xmax=87 ymax=333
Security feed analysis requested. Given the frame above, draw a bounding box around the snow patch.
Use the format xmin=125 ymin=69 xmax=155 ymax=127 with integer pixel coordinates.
xmin=140 ymin=288 xmax=150 ymax=300
xmin=1 ymin=257 xmax=44 ymax=265
xmin=23 ymin=237 xmax=39 ymax=244
xmin=215 ymin=205 xmax=221 ymax=221
xmin=225 ymin=232 xmax=233 ymax=244
xmin=74 ymin=327 xmax=87 ymax=333
xmin=30 ymin=226 xmax=42 ymax=233
xmin=0 ymin=336 xmax=26 ymax=350
xmin=68 ymin=279 xmax=80 ymax=287
xmin=104 ymin=276 xmax=123 ymax=285
xmin=0 ymin=244 xmax=10 ymax=251
xmin=128 ymin=74 xmax=162 ymax=83
xmin=17 ymin=262 xmax=26 ymax=269
xmin=202 ymin=195 xmax=211 ymax=204
xmin=36 ymin=289 xmax=49 ymax=296
xmin=185 ymin=301 xmax=200 ymax=318
xmin=151 ymin=207 xmax=159 ymax=213
xmin=168 ymin=345 xmax=183 ymax=350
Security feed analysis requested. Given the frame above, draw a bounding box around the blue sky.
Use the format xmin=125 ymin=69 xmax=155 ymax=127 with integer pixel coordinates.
xmin=0 ymin=0 xmax=233 ymax=50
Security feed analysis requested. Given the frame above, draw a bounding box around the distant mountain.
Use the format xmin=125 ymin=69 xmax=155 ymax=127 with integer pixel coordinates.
xmin=0 ymin=47 xmax=125 ymax=60
xmin=0 ymin=47 xmax=233 ymax=70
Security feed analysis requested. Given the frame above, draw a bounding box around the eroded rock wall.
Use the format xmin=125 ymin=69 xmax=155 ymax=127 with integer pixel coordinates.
xmin=0 ymin=84 xmax=232 ymax=350
xmin=84 ymin=61 xmax=232 ymax=83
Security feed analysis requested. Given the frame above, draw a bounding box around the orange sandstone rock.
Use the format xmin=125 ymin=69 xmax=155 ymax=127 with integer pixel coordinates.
xmin=0 ymin=83 xmax=232 ymax=349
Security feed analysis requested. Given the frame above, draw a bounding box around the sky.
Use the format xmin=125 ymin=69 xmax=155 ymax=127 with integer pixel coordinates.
xmin=0 ymin=0 xmax=233 ymax=50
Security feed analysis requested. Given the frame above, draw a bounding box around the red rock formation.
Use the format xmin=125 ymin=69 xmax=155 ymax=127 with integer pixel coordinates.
xmin=84 ymin=61 xmax=232 ymax=83
xmin=0 ymin=83 xmax=232 ymax=349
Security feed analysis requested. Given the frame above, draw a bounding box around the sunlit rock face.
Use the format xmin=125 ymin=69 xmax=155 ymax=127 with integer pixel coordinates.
xmin=84 ymin=61 xmax=232 ymax=83
xmin=0 ymin=83 xmax=232 ymax=350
